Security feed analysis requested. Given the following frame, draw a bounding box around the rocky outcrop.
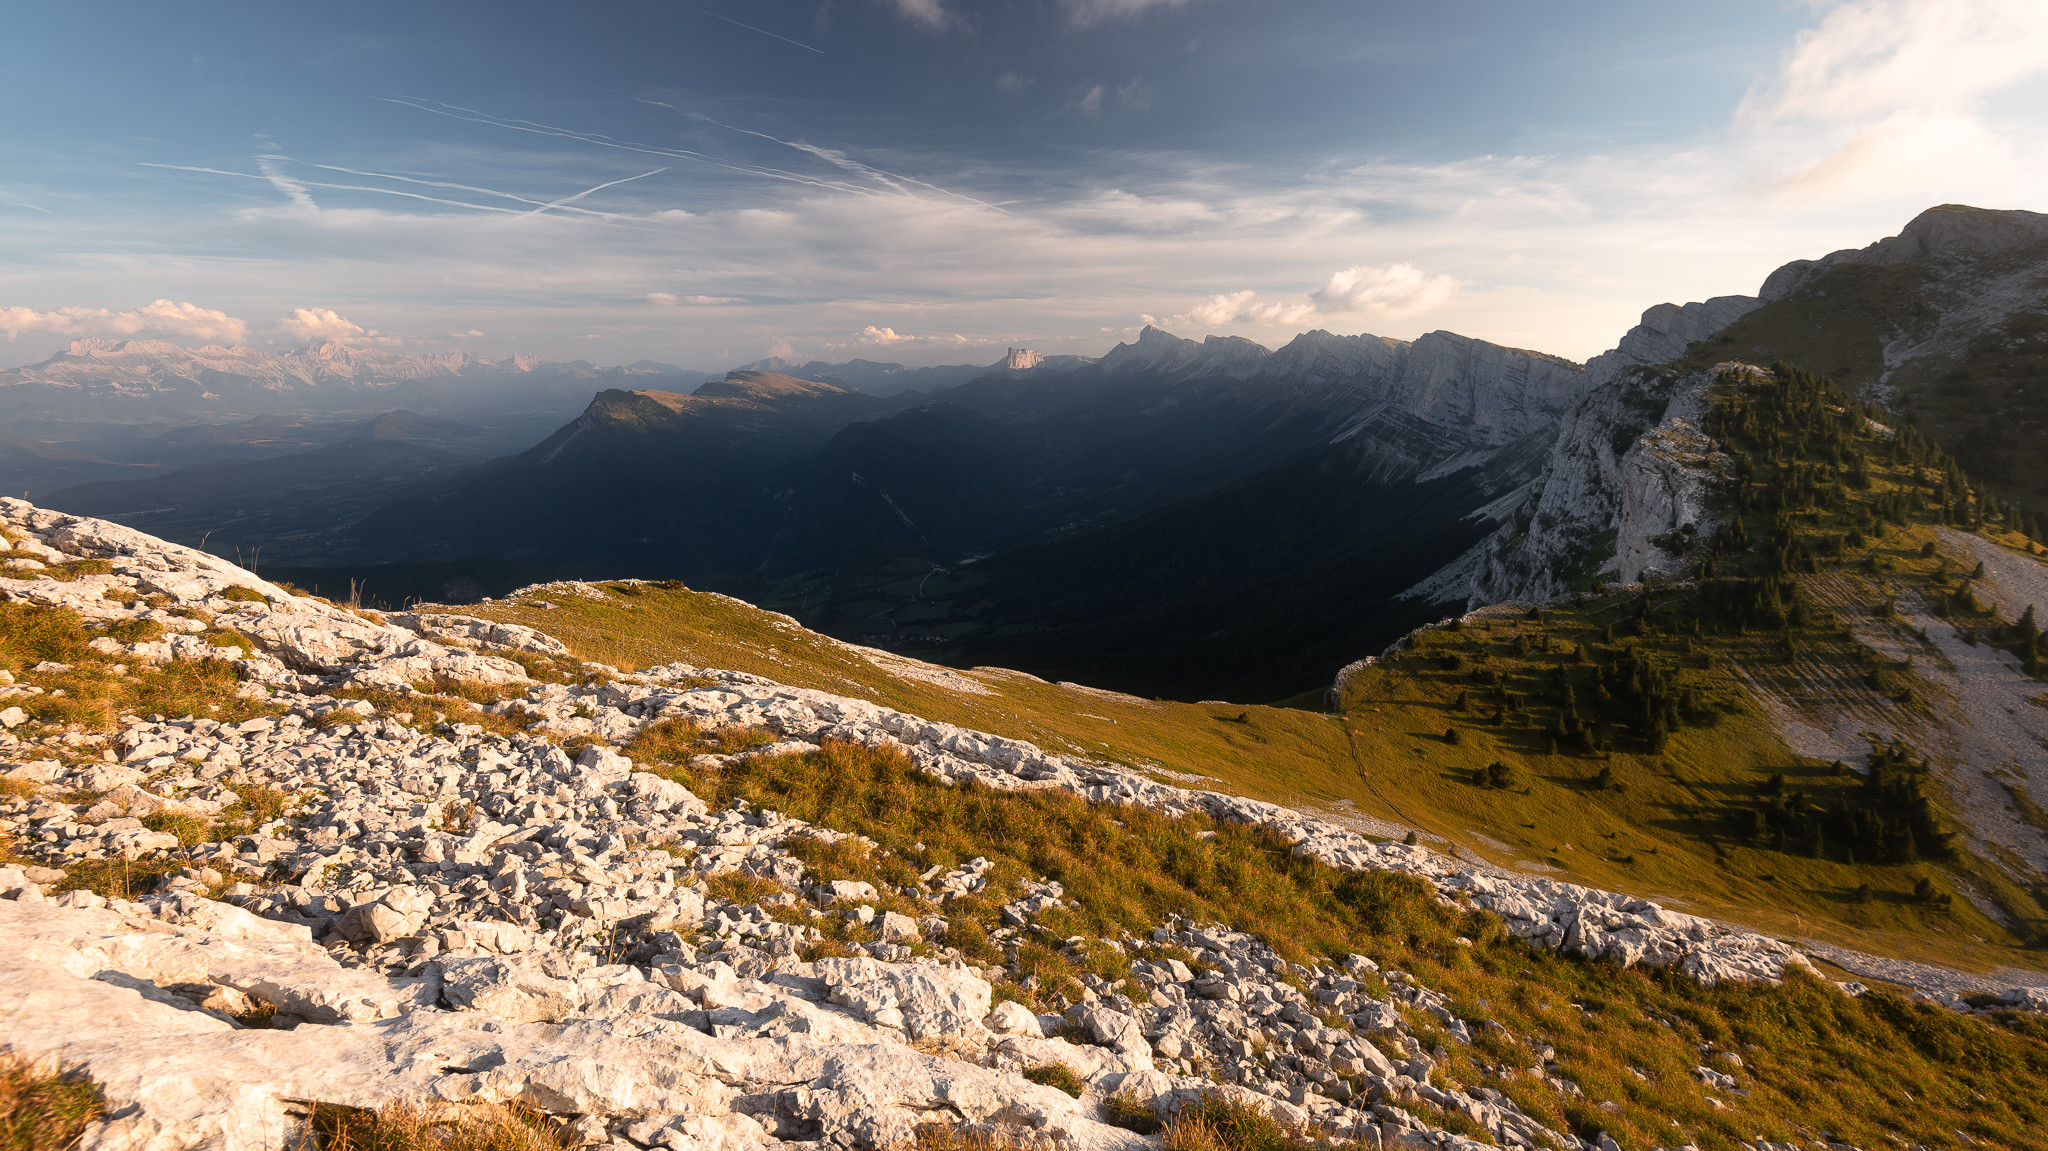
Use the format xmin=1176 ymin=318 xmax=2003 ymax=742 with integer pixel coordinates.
xmin=1095 ymin=327 xmax=1272 ymax=382
xmin=1583 ymin=296 xmax=1761 ymax=387
xmin=1759 ymin=204 xmax=2048 ymax=301
xmin=1454 ymin=365 xmax=1724 ymax=605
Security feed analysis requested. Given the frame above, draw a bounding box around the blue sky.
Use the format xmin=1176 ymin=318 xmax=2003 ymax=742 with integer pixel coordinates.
xmin=3 ymin=0 xmax=2046 ymax=370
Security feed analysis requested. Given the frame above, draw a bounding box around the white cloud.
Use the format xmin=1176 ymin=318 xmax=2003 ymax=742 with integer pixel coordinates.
xmin=1310 ymin=264 xmax=1461 ymax=317
xmin=0 ymin=299 xmax=248 ymax=344
xmin=1740 ymin=0 xmax=2048 ymax=201
xmin=1061 ymin=0 xmax=1194 ymax=26
xmin=825 ymin=326 xmax=992 ymax=350
xmin=646 ymin=293 xmax=745 ymax=306
xmin=855 ymin=325 xmax=915 ymax=345
xmin=1151 ymin=264 xmax=1458 ymax=333
xmin=1151 ymin=290 xmax=1312 ymax=330
xmin=280 ymin=306 xmax=371 ymax=343
xmin=890 ymin=0 xmax=955 ymax=30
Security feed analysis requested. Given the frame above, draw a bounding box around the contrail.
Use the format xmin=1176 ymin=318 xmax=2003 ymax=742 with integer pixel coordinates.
xmin=381 ymin=97 xmax=876 ymax=196
xmin=141 ymin=162 xmax=529 ymax=214
xmin=525 ymin=167 xmax=669 ymax=215
xmin=701 ymin=10 xmax=825 ymax=53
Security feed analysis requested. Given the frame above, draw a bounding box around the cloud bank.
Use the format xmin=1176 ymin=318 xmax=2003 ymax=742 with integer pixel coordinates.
xmin=0 ymin=300 xmax=248 ymax=344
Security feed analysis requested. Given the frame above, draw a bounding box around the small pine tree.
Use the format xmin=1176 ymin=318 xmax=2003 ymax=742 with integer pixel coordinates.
xmin=1853 ymin=883 xmax=1874 ymax=904
xmin=1913 ymin=876 xmax=1938 ymax=902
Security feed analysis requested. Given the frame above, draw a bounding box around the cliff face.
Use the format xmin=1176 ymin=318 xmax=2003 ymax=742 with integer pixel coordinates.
xmin=1417 ymin=206 xmax=2048 ymax=612
xmin=1397 ymin=292 xmax=1761 ymax=609
xmin=1462 ymin=366 xmax=1724 ymax=604
xmin=1243 ymin=328 xmax=1588 ymax=482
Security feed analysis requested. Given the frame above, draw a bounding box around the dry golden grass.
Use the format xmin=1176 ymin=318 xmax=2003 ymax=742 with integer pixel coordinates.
xmin=302 ymin=1099 xmax=570 ymax=1151
xmin=0 ymin=1051 xmax=104 ymax=1151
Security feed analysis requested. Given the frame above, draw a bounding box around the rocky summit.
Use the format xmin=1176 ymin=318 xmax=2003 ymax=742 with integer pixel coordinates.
xmin=4 ymin=496 xmax=2046 ymax=1151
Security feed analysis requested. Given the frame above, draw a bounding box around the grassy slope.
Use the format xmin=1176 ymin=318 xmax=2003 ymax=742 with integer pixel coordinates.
xmin=1675 ymin=239 xmax=2048 ymax=509
xmin=448 ymin=522 xmax=2048 ymax=978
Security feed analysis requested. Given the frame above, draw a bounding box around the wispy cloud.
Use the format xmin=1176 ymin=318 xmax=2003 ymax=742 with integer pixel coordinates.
xmin=1739 ymin=0 xmax=2048 ymax=202
xmin=646 ymin=292 xmax=744 ymax=306
xmin=889 ymin=0 xmax=956 ymax=32
xmin=16 ymin=0 xmax=2048 ymax=374
xmin=1061 ymin=0 xmax=1197 ymax=27
xmin=255 ymin=156 xmax=317 ymax=209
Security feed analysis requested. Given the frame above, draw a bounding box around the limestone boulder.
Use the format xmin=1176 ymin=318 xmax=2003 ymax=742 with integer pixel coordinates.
xmin=813 ymin=957 xmax=992 ymax=1041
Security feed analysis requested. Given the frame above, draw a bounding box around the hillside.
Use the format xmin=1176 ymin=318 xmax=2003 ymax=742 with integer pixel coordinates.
xmin=5 ymin=498 xmax=2048 ymax=1151
xmin=1669 ymin=205 xmax=2048 ymax=508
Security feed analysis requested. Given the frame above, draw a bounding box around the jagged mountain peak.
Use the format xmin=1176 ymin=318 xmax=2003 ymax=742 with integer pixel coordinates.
xmin=1097 ymin=325 xmax=1271 ymax=380
xmin=1583 ymin=296 xmax=1762 ymax=387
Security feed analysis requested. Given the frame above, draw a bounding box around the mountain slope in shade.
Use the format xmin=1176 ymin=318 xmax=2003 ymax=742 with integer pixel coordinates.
xmin=0 ymin=432 xmax=155 ymax=498
xmin=41 ymin=437 xmax=473 ymax=562
xmin=350 ymin=373 xmax=920 ymax=581
xmin=334 ymin=327 xmax=1592 ymax=699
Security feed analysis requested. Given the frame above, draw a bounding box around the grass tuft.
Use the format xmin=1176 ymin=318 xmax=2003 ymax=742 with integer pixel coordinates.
xmin=0 ymin=1051 xmax=104 ymax=1151
xmin=304 ymin=1099 xmax=571 ymax=1151
xmin=1020 ymin=1064 xmax=1083 ymax=1098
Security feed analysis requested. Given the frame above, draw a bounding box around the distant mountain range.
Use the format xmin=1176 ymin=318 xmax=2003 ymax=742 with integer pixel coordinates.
xmin=325 ymin=324 xmax=1591 ymax=699
xmin=19 ymin=202 xmax=2048 ymax=699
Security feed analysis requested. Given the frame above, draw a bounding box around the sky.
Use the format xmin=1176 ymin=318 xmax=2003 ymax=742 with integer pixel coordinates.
xmin=3 ymin=0 xmax=2047 ymax=371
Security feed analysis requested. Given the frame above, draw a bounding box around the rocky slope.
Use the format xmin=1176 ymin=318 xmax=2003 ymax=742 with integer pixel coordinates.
xmin=11 ymin=499 xmax=2020 ymax=1151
